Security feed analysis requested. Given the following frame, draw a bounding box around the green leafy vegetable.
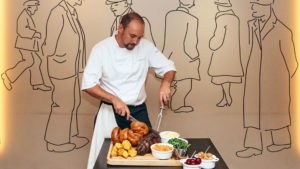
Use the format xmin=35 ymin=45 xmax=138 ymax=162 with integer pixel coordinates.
xmin=168 ymin=138 xmax=191 ymax=149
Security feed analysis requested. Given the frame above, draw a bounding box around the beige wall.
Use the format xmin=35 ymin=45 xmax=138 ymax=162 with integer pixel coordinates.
xmin=0 ymin=0 xmax=300 ymax=169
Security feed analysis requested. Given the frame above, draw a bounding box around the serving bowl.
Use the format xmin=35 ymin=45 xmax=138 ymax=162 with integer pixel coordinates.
xmin=150 ymin=143 xmax=174 ymax=160
xmin=168 ymin=138 xmax=189 ymax=158
xmin=180 ymin=159 xmax=202 ymax=169
xmin=159 ymin=131 xmax=180 ymax=143
xmin=200 ymin=155 xmax=219 ymax=169
xmin=194 ymin=154 xmax=219 ymax=169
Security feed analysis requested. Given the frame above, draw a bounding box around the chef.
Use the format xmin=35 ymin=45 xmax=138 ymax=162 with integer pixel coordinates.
xmin=81 ymin=12 xmax=176 ymax=169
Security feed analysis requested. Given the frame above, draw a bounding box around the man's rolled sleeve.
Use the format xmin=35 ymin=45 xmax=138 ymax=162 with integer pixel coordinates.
xmin=81 ymin=46 xmax=102 ymax=90
xmin=149 ymin=47 xmax=176 ymax=77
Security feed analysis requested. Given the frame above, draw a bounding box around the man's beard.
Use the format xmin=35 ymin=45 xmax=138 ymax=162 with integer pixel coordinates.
xmin=124 ymin=43 xmax=136 ymax=50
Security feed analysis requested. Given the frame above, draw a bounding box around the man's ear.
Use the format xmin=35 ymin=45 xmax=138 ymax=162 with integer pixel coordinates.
xmin=118 ymin=24 xmax=124 ymax=33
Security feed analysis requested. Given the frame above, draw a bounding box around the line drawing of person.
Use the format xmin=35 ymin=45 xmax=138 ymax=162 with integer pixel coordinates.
xmin=236 ymin=0 xmax=298 ymax=158
xmin=208 ymin=0 xmax=243 ymax=107
xmin=105 ymin=0 xmax=156 ymax=46
xmin=1 ymin=0 xmax=51 ymax=92
xmin=42 ymin=0 xmax=89 ymax=153
xmin=162 ymin=0 xmax=200 ymax=113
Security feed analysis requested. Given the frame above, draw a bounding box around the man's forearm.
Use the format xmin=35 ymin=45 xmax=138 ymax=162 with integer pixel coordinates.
xmin=162 ymin=70 xmax=176 ymax=86
xmin=159 ymin=70 xmax=176 ymax=106
xmin=83 ymin=85 xmax=116 ymax=103
xmin=84 ymin=85 xmax=131 ymax=119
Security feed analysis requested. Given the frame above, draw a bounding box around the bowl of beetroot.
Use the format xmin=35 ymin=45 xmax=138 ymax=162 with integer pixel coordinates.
xmin=180 ymin=157 xmax=202 ymax=169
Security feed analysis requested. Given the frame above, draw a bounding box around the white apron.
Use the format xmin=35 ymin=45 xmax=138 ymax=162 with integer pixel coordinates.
xmin=87 ymin=104 xmax=118 ymax=169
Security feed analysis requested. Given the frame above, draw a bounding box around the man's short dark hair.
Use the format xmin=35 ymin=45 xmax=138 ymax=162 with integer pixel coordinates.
xmin=120 ymin=12 xmax=145 ymax=29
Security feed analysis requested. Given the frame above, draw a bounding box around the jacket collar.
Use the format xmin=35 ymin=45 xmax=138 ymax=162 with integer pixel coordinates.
xmin=260 ymin=8 xmax=277 ymax=40
xmin=24 ymin=9 xmax=36 ymax=27
xmin=249 ymin=8 xmax=277 ymax=48
xmin=59 ymin=0 xmax=78 ymax=33
xmin=251 ymin=8 xmax=277 ymax=40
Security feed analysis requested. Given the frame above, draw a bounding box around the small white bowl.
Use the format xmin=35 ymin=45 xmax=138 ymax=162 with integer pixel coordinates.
xmin=159 ymin=131 xmax=180 ymax=143
xmin=150 ymin=143 xmax=174 ymax=160
xmin=200 ymin=156 xmax=219 ymax=169
xmin=195 ymin=155 xmax=219 ymax=169
xmin=180 ymin=159 xmax=202 ymax=169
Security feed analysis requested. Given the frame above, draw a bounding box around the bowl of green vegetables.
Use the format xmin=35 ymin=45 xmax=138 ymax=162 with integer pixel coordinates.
xmin=168 ymin=138 xmax=191 ymax=159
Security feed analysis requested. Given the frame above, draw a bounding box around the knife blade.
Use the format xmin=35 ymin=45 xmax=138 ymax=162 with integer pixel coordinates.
xmin=129 ymin=115 xmax=138 ymax=122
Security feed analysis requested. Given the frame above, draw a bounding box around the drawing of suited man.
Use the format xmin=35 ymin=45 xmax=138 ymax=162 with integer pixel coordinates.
xmin=1 ymin=0 xmax=51 ymax=91
xmin=42 ymin=0 xmax=88 ymax=152
xmin=162 ymin=0 xmax=200 ymax=113
xmin=236 ymin=0 xmax=298 ymax=158
xmin=105 ymin=0 xmax=156 ymax=46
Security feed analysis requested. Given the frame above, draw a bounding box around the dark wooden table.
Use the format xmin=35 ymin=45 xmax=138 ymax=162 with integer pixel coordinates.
xmin=94 ymin=138 xmax=229 ymax=169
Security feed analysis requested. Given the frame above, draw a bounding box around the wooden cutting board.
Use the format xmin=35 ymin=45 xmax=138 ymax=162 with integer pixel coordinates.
xmin=106 ymin=142 xmax=183 ymax=166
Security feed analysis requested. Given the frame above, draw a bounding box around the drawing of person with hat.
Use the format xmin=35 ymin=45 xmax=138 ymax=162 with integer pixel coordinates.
xmin=1 ymin=0 xmax=51 ymax=91
xmin=105 ymin=0 xmax=156 ymax=46
xmin=208 ymin=0 xmax=243 ymax=107
xmin=162 ymin=0 xmax=200 ymax=113
xmin=236 ymin=0 xmax=298 ymax=158
xmin=42 ymin=0 xmax=89 ymax=153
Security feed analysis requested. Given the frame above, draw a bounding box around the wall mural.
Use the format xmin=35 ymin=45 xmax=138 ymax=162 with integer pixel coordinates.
xmin=208 ymin=0 xmax=243 ymax=108
xmin=236 ymin=0 xmax=298 ymax=158
xmin=0 ymin=0 xmax=298 ymax=166
xmin=162 ymin=0 xmax=200 ymax=113
xmin=1 ymin=0 xmax=51 ymax=91
xmin=106 ymin=0 xmax=156 ymax=46
xmin=41 ymin=0 xmax=89 ymax=152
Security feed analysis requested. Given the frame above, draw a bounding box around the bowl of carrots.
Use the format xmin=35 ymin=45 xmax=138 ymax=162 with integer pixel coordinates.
xmin=150 ymin=143 xmax=174 ymax=160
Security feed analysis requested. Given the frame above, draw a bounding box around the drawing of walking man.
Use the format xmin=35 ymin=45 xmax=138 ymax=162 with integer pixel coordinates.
xmin=1 ymin=0 xmax=51 ymax=91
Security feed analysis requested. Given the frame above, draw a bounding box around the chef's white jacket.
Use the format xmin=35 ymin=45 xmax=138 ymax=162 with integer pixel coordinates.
xmin=82 ymin=32 xmax=175 ymax=169
xmin=82 ymin=32 xmax=175 ymax=105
